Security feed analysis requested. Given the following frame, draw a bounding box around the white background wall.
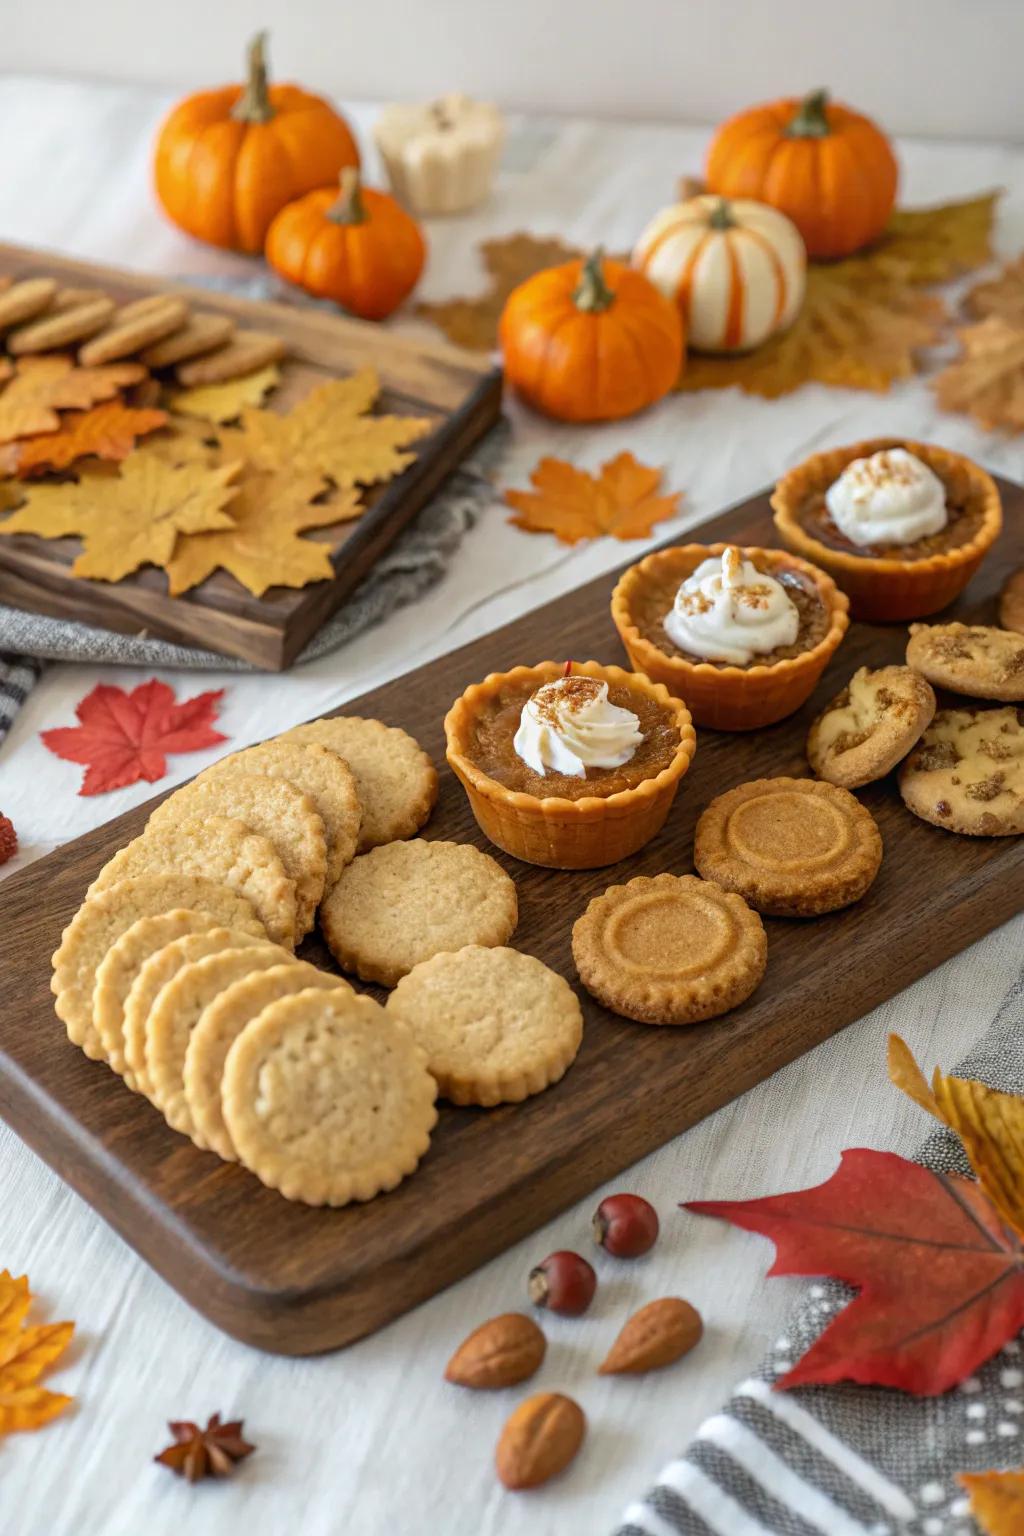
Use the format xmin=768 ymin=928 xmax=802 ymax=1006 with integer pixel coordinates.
xmin=5 ymin=0 xmax=1024 ymax=140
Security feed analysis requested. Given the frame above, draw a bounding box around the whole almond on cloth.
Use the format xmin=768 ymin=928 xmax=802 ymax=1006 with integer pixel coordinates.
xmin=445 ymin=1312 xmax=545 ymax=1390
xmin=495 ymin=1392 xmax=585 ymax=1490
xmin=599 ymin=1297 xmax=703 ymax=1376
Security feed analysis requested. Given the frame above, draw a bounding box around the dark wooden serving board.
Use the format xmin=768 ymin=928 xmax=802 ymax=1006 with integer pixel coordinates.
xmin=2 ymin=479 xmax=1023 ymax=1355
xmin=0 ymin=241 xmax=502 ymax=669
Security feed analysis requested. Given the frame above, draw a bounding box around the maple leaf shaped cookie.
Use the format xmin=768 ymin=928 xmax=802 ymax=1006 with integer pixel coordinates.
xmin=235 ymin=369 xmax=432 ymax=490
xmin=504 ymin=453 xmax=682 ymax=544
xmin=0 ymin=1270 xmax=75 ymax=1435
xmin=0 ymin=355 xmax=146 ymax=441
xmin=166 ymin=470 xmax=359 ymax=597
xmin=0 ymin=456 xmax=241 ymax=582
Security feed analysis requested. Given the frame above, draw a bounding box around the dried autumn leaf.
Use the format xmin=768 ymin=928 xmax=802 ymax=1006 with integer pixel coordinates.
xmin=10 ymin=401 xmax=168 ymax=476
xmin=41 ymin=678 xmax=226 ymax=795
xmin=0 ymin=356 xmax=146 ymax=442
xmin=235 ymin=369 xmax=432 ymax=490
xmin=138 ymin=416 xmax=221 ymax=468
xmin=416 ymin=233 xmax=585 ymax=351
xmin=886 ymin=1032 xmax=942 ymax=1121
xmin=504 ymin=452 xmax=682 ymax=544
xmin=959 ymin=1469 xmax=1024 ymax=1536
xmin=0 ymin=456 xmax=241 ymax=583
xmin=166 ymin=470 xmax=355 ymax=597
xmin=0 ymin=1270 xmax=74 ymax=1435
xmin=932 ymin=317 xmax=1024 ymax=431
xmin=173 ymin=364 xmax=281 ymax=424
xmin=931 ymin=1072 xmax=1024 ymax=1241
xmin=875 ymin=191 xmax=999 ymax=284
xmin=964 ymin=254 xmax=1024 ymax=328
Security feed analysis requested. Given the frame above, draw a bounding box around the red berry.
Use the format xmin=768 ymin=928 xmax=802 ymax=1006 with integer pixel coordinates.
xmin=593 ymin=1193 xmax=659 ymax=1258
xmin=528 ymin=1250 xmax=596 ymax=1316
xmin=0 ymin=814 xmax=16 ymax=867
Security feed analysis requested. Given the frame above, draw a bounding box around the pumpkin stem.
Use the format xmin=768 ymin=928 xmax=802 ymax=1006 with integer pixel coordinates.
xmin=708 ymin=199 xmax=735 ymax=230
xmin=574 ymin=249 xmax=615 ymax=314
xmin=327 ymin=168 xmax=369 ymax=226
xmin=786 ymin=89 xmax=832 ymax=139
xmin=231 ymin=31 xmax=275 ymax=124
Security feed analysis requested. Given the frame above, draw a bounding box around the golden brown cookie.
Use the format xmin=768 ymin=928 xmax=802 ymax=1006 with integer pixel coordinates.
xmin=571 ymin=874 xmax=767 ymax=1025
xmin=387 ymin=946 xmax=583 ymax=1105
xmin=222 ymin=989 xmax=438 ymax=1206
xmin=999 ymin=569 xmax=1024 ymax=636
xmin=899 ymin=707 xmax=1024 ymax=836
xmin=320 ymin=839 xmax=518 ymax=987
xmin=807 ymin=666 xmax=936 ymax=788
xmin=0 ymin=279 xmax=57 ymax=331
xmin=282 ymin=716 xmax=437 ymax=850
xmin=7 ymin=296 xmax=115 ymax=354
xmin=79 ymin=295 xmax=188 ymax=366
xmin=93 ymin=905 xmax=264 ymax=1084
xmin=176 ymin=331 xmax=286 ymax=385
xmin=906 ymin=623 xmax=1024 ymax=702
xmin=140 ymin=313 xmax=235 ymax=368
xmin=694 ymin=777 xmax=883 ymax=917
xmin=147 ymin=772 xmax=326 ymax=940
xmin=184 ymin=962 xmax=350 ymax=1159
xmin=51 ymin=874 xmax=262 ymax=1062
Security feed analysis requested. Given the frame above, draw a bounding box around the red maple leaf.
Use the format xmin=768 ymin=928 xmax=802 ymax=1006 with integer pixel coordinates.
xmin=40 ymin=679 xmax=226 ymax=796
xmin=685 ymin=1148 xmax=1024 ymax=1396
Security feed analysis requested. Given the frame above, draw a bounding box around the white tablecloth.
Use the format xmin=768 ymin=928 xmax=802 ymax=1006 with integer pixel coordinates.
xmin=1 ymin=77 xmax=1023 ymax=1536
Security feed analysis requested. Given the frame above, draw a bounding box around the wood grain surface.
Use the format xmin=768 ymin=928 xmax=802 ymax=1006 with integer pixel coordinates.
xmin=0 ymin=241 xmax=502 ymax=669
xmin=1 ymin=479 xmax=1022 ymax=1355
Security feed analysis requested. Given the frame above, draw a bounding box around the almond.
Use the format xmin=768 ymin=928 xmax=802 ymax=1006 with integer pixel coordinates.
xmin=444 ymin=1312 xmax=546 ymax=1390
xmin=495 ymin=1391 xmax=585 ymax=1490
xmin=598 ymin=1296 xmax=703 ymax=1375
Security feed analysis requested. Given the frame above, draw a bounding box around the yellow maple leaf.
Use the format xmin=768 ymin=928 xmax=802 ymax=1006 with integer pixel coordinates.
xmin=932 ymin=317 xmax=1024 ymax=432
xmin=415 ymin=233 xmax=586 ymax=351
xmin=877 ymin=191 xmax=999 ymax=284
xmin=173 ymin=364 xmax=281 ymax=425
xmin=0 ymin=1271 xmax=74 ymax=1436
xmin=504 ymin=452 xmax=682 ymax=544
xmin=0 ymin=356 xmax=146 ymax=442
xmin=960 ymin=1469 xmax=1024 ymax=1536
xmin=235 ymin=369 xmax=432 ymax=490
xmin=166 ymin=469 xmax=359 ymax=597
xmin=0 ymin=456 xmax=241 ymax=582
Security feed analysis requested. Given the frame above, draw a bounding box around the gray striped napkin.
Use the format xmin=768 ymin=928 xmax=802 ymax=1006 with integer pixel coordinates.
xmin=0 ymin=651 xmax=42 ymax=745
xmin=616 ymin=965 xmax=1024 ymax=1536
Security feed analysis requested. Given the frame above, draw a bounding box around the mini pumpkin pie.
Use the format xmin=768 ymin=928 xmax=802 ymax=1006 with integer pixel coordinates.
xmin=771 ymin=439 xmax=1002 ymax=622
xmin=444 ymin=660 xmax=696 ymax=868
xmin=694 ymin=777 xmax=883 ymax=916
xmin=610 ymin=543 xmax=848 ymax=731
xmin=571 ymin=873 xmax=766 ymax=1025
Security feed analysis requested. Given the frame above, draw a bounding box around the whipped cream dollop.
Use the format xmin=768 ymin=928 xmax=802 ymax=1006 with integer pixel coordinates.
xmin=663 ymin=546 xmax=800 ymax=665
xmin=513 ymin=675 xmax=643 ymax=778
xmin=824 ymin=448 xmax=947 ymax=547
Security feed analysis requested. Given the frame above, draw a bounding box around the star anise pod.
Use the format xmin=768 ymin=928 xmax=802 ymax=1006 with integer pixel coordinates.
xmin=154 ymin=1412 xmax=255 ymax=1482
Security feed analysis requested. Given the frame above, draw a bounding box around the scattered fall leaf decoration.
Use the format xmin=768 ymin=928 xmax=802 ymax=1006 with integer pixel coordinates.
xmin=166 ymin=469 xmax=358 ymax=597
xmin=964 ymin=253 xmax=1024 ymax=327
xmin=933 ymin=317 xmax=1024 ymax=433
xmin=0 ymin=456 xmax=241 ymax=583
xmin=0 ymin=1270 xmax=75 ymax=1435
xmin=416 ymin=232 xmax=586 ymax=350
xmin=173 ymin=363 xmax=281 ymax=424
xmin=233 ymin=368 xmax=431 ymax=490
xmin=876 ymin=191 xmax=999 ymax=284
xmin=0 ymin=812 xmax=17 ymax=866
xmin=959 ymin=1469 xmax=1024 ymax=1535
xmin=685 ymin=1034 xmax=1024 ymax=1396
xmin=155 ymin=1412 xmax=256 ymax=1482
xmin=504 ymin=452 xmax=682 ymax=544
xmin=0 ymin=356 xmax=146 ymax=442
xmin=41 ymin=678 xmax=226 ymax=795
xmin=6 ymin=401 xmax=168 ymax=476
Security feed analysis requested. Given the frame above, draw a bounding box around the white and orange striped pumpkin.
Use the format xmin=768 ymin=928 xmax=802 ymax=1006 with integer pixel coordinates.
xmin=632 ymin=195 xmax=806 ymax=354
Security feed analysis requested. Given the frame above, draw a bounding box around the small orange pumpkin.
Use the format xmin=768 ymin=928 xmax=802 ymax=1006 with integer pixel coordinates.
xmin=705 ymin=89 xmax=898 ymax=260
xmin=499 ymin=251 xmax=684 ymax=423
xmin=266 ymin=169 xmax=426 ymax=321
xmin=154 ymin=32 xmax=360 ymax=254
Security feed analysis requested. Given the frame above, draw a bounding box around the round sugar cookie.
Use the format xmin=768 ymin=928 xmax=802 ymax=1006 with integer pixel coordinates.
xmin=87 ymin=814 xmax=297 ymax=949
xmin=807 ymin=666 xmax=936 ymax=788
xmin=320 ymin=839 xmax=518 ymax=987
xmin=906 ymin=622 xmax=1024 ymax=702
xmin=572 ymin=874 xmax=767 ymax=1026
xmin=93 ymin=906 xmax=263 ymax=1084
xmin=122 ymin=926 xmax=267 ymax=1097
xmin=222 ymin=989 xmax=438 ymax=1206
xmin=184 ymin=961 xmax=350 ymax=1159
xmin=145 ymin=945 xmax=291 ymax=1142
xmin=387 ymin=946 xmax=583 ymax=1105
xmin=148 ymin=771 xmax=326 ymax=938
xmin=899 ymin=706 xmax=1024 ymax=836
xmin=51 ymin=874 xmax=262 ymax=1062
xmin=282 ymin=716 xmax=437 ymax=851
xmin=694 ymin=777 xmax=883 ymax=917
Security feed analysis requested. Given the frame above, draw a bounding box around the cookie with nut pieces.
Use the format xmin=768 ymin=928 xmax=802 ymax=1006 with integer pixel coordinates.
xmin=898 ymin=706 xmax=1024 ymax=836
xmin=906 ymin=622 xmax=1024 ymax=702
xmin=807 ymin=665 xmax=936 ymax=788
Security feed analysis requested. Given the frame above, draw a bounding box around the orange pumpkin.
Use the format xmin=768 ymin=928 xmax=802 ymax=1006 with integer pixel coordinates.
xmin=266 ymin=169 xmax=426 ymax=321
xmin=705 ymin=89 xmax=898 ymax=260
xmin=154 ymin=32 xmax=360 ymax=254
xmin=499 ymin=251 xmax=684 ymax=422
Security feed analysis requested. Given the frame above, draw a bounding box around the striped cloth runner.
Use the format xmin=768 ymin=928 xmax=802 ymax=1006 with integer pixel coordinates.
xmin=615 ymin=966 xmax=1024 ymax=1536
xmin=0 ymin=651 xmax=41 ymax=747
